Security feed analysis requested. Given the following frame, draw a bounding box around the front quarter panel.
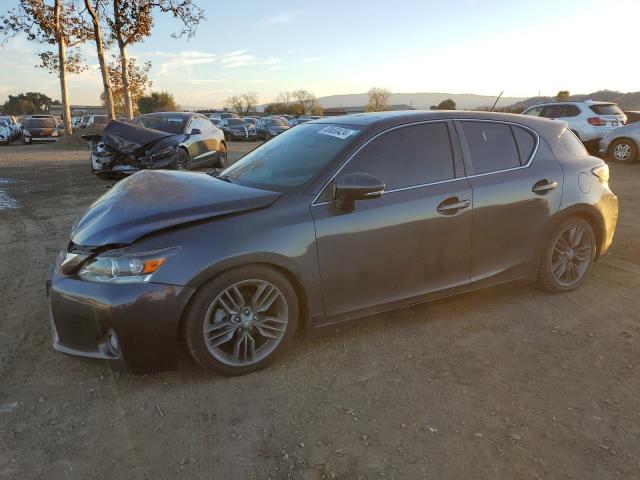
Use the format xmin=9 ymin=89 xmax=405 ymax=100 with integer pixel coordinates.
xmin=127 ymin=195 xmax=324 ymax=324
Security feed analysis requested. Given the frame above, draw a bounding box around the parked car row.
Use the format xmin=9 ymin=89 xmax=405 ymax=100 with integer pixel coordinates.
xmin=521 ymin=100 xmax=640 ymax=162
xmin=0 ymin=115 xmax=22 ymax=144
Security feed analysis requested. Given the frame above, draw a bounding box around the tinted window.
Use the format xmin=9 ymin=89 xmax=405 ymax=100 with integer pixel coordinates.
xmin=221 ymin=123 xmax=361 ymax=191
xmin=27 ymin=118 xmax=55 ymax=128
xmin=523 ymin=106 xmax=543 ymax=117
xmin=541 ymin=104 xmax=581 ymax=118
xmin=133 ymin=114 xmax=187 ymax=134
xmin=589 ymin=104 xmax=623 ymax=116
xmin=93 ymin=115 xmax=108 ymax=125
xmin=341 ymin=122 xmax=454 ymax=190
xmin=190 ymin=117 xmax=213 ymax=131
xmin=226 ymin=119 xmax=244 ymax=126
xmin=268 ymin=118 xmax=287 ymax=126
xmin=460 ymin=121 xmax=520 ymax=174
xmin=511 ymin=125 xmax=536 ymax=165
xmin=559 ymin=130 xmax=588 ymax=156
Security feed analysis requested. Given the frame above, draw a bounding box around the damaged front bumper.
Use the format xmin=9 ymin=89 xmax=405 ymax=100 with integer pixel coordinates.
xmin=90 ymin=143 xmax=177 ymax=176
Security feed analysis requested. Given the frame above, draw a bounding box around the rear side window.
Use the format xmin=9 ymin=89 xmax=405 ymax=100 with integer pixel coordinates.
xmin=459 ymin=121 xmax=520 ymax=175
xmin=589 ymin=104 xmax=623 ymax=116
xmin=340 ymin=122 xmax=454 ymax=190
xmin=559 ymin=130 xmax=588 ymax=157
xmin=511 ymin=126 xmax=536 ymax=165
xmin=541 ymin=104 xmax=580 ymax=118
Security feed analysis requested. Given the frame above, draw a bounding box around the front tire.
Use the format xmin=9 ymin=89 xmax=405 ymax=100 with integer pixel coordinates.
xmin=609 ymin=138 xmax=638 ymax=163
xmin=217 ymin=142 xmax=228 ymax=168
xmin=537 ymin=217 xmax=596 ymax=293
xmin=183 ymin=265 xmax=299 ymax=376
xmin=174 ymin=148 xmax=190 ymax=170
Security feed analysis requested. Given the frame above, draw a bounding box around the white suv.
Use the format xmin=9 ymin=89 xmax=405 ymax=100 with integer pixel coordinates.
xmin=522 ymin=100 xmax=627 ymax=148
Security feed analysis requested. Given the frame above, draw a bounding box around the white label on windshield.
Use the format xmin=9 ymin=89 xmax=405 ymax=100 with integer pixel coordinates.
xmin=318 ymin=126 xmax=357 ymax=140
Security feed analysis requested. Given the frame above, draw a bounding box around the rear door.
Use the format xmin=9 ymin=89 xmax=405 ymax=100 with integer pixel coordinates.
xmin=312 ymin=121 xmax=472 ymax=321
xmin=455 ymin=120 xmax=564 ymax=284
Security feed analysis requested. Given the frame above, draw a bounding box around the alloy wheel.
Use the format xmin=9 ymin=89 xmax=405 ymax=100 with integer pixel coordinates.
xmin=613 ymin=142 xmax=633 ymax=161
xmin=202 ymin=280 xmax=289 ymax=367
xmin=175 ymin=150 xmax=189 ymax=170
xmin=551 ymin=225 xmax=593 ymax=287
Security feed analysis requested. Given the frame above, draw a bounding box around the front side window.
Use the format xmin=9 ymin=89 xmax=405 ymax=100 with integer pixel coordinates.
xmin=339 ymin=122 xmax=455 ymax=191
xmin=221 ymin=123 xmax=362 ymax=191
xmin=459 ymin=121 xmax=520 ymax=175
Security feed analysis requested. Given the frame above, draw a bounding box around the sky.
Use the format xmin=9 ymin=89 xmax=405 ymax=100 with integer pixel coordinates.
xmin=0 ymin=0 xmax=638 ymax=108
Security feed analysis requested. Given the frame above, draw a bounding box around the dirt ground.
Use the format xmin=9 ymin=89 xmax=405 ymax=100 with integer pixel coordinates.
xmin=0 ymin=141 xmax=639 ymax=480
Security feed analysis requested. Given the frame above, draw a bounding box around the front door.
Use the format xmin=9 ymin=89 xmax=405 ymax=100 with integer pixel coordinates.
xmin=311 ymin=121 xmax=472 ymax=321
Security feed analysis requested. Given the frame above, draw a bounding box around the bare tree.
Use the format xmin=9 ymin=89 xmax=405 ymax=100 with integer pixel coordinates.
xmin=84 ymin=0 xmax=114 ymax=119
xmin=225 ymin=92 xmax=258 ymax=116
xmin=365 ymin=87 xmax=391 ymax=112
xmin=0 ymin=0 xmax=89 ymax=135
xmin=292 ymin=89 xmax=318 ymax=115
xmin=108 ymin=0 xmax=204 ymax=119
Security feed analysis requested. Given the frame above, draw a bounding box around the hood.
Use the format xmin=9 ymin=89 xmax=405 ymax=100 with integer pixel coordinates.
xmin=82 ymin=120 xmax=176 ymax=154
xmin=71 ymin=170 xmax=281 ymax=247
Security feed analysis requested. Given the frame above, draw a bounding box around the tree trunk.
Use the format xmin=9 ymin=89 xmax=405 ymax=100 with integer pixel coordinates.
xmin=118 ymin=41 xmax=133 ymax=119
xmin=113 ymin=0 xmax=133 ymax=119
xmin=85 ymin=0 xmax=114 ymax=119
xmin=55 ymin=0 xmax=73 ymax=136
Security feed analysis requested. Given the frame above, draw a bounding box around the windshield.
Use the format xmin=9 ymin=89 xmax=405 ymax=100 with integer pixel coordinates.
xmin=227 ymin=119 xmax=244 ymax=126
xmin=132 ymin=114 xmax=187 ymax=134
xmin=26 ymin=118 xmax=55 ymax=128
xmin=267 ymin=118 xmax=287 ymax=127
xmin=220 ymin=123 xmax=361 ymax=191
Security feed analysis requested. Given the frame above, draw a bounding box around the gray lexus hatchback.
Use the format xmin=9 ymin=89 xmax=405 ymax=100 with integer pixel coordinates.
xmin=47 ymin=111 xmax=618 ymax=376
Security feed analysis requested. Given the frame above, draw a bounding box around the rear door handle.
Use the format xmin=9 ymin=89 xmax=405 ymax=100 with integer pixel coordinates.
xmin=437 ymin=198 xmax=470 ymax=214
xmin=532 ymin=179 xmax=558 ymax=194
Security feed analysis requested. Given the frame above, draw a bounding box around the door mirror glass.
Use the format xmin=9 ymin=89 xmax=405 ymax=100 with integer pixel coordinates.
xmin=334 ymin=172 xmax=385 ymax=202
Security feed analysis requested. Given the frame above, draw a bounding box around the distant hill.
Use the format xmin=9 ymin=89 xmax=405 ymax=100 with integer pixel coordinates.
xmin=509 ymin=90 xmax=640 ymax=111
xmin=314 ymin=92 xmax=526 ymax=110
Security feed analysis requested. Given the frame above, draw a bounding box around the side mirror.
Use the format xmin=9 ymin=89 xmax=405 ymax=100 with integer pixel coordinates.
xmin=334 ymin=172 xmax=385 ymax=202
xmin=189 ymin=128 xmax=202 ymax=135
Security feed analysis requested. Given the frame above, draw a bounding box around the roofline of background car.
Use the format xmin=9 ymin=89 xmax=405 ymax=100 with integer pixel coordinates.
xmin=310 ymin=117 xmax=541 ymax=206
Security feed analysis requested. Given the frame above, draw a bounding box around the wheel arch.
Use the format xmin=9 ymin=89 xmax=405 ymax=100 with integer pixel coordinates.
xmin=178 ymin=254 xmax=311 ymax=338
xmin=550 ymin=205 xmax=606 ymax=258
xmin=608 ymin=136 xmax=639 ymax=155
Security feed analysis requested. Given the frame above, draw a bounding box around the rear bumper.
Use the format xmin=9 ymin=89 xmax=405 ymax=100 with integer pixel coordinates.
xmin=46 ymin=268 xmax=195 ymax=373
xmin=597 ymin=189 xmax=618 ymax=256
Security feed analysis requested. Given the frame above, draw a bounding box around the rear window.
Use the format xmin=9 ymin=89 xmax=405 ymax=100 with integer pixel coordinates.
xmin=227 ymin=119 xmax=244 ymax=126
xmin=27 ymin=119 xmax=55 ymax=128
xmin=559 ymin=130 xmax=588 ymax=157
xmin=589 ymin=104 xmax=623 ymax=116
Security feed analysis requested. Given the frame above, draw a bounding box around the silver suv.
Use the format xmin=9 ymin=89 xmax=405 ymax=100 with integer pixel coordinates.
xmin=522 ymin=100 xmax=626 ymax=149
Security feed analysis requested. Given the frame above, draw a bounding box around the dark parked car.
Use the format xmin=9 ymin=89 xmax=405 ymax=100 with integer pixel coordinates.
xmin=82 ymin=112 xmax=227 ymax=180
xmin=243 ymin=117 xmax=258 ymax=127
xmin=47 ymin=111 xmax=618 ymax=376
xmin=23 ymin=117 xmax=60 ymax=144
xmin=255 ymin=116 xmax=289 ymax=140
xmin=219 ymin=117 xmax=257 ymax=141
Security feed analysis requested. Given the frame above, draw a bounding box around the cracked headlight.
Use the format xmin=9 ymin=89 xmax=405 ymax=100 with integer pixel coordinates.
xmin=148 ymin=145 xmax=177 ymax=159
xmin=77 ymin=247 xmax=179 ymax=283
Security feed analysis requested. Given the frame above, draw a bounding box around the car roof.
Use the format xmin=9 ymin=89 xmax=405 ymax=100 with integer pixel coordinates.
xmin=526 ymin=100 xmax=616 ymax=108
xmin=139 ymin=111 xmax=195 ymax=118
xmin=310 ymin=109 xmax=559 ymax=129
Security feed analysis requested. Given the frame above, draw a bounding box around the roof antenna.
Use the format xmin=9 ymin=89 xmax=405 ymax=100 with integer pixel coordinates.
xmin=490 ymin=91 xmax=504 ymax=112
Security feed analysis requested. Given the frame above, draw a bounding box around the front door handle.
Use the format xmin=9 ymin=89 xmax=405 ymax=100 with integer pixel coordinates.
xmin=437 ymin=197 xmax=470 ymax=215
xmin=532 ymin=179 xmax=558 ymax=195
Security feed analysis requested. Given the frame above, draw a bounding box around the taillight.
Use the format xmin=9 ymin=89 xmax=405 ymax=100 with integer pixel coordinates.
xmin=587 ymin=117 xmax=607 ymax=126
xmin=591 ymin=164 xmax=609 ymax=183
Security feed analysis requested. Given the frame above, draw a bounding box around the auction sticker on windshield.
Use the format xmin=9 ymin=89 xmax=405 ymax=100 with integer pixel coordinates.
xmin=318 ymin=126 xmax=358 ymax=140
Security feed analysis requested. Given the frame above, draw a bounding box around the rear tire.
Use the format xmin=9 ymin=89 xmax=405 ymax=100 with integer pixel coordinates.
xmin=609 ymin=138 xmax=638 ymax=163
xmin=182 ymin=265 xmax=299 ymax=376
xmin=537 ymin=217 xmax=596 ymax=293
